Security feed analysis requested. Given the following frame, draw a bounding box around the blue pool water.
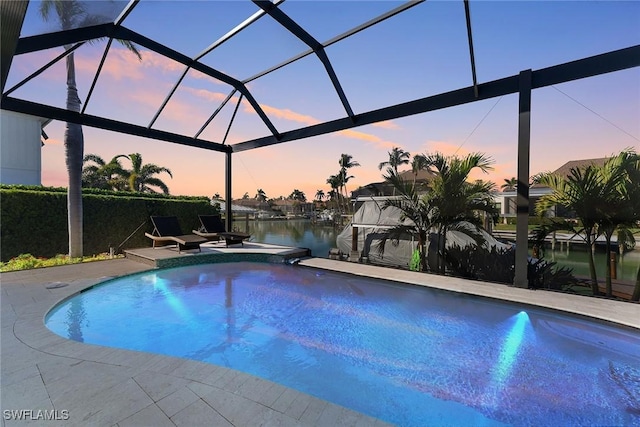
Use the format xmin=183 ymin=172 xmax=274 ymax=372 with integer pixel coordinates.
xmin=46 ymin=262 xmax=640 ymax=426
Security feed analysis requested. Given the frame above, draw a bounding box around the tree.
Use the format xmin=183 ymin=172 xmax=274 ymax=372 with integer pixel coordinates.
xmin=500 ymin=177 xmax=518 ymax=216
xmin=338 ymin=154 xmax=360 ymax=214
xmin=537 ymin=150 xmax=640 ymax=297
xmin=594 ymin=149 xmax=639 ymax=297
xmin=315 ymin=189 xmax=325 ymax=201
xmin=40 ymin=0 xmax=140 ymax=257
xmin=536 ymin=167 xmax=606 ymax=295
xmin=255 ymin=189 xmax=267 ymax=202
xmin=82 ymin=153 xmax=128 ymax=190
xmin=326 ymin=174 xmax=341 ymax=212
xmin=124 ymin=153 xmax=172 ymax=194
xmin=411 ymin=154 xmax=428 ymax=185
xmin=378 ymin=147 xmax=410 ymax=174
xmin=501 ymin=177 xmax=517 ymax=192
xmin=289 ymin=189 xmax=306 ymax=202
xmin=377 ymin=152 xmax=498 ymax=273
xmin=423 ymin=152 xmax=498 ymax=274
xmin=377 ymin=170 xmax=435 ymax=272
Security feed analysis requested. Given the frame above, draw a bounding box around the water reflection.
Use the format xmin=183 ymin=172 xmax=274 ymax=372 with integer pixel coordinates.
xmin=66 ymin=298 xmax=86 ymax=342
xmin=237 ymin=219 xmax=338 ymax=257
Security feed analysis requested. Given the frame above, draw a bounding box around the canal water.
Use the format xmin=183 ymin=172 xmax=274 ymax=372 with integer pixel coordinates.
xmin=234 ymin=219 xmax=639 ymax=282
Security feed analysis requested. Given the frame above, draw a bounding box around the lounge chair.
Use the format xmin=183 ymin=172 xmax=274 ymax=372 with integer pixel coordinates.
xmin=145 ymin=216 xmax=207 ymax=253
xmin=193 ymin=214 xmax=251 ymax=247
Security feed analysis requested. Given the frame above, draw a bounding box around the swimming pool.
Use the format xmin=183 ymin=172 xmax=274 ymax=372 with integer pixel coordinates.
xmin=45 ymin=262 xmax=640 ymax=426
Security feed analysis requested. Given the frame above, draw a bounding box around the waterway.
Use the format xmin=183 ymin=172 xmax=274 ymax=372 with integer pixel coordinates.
xmin=233 ymin=219 xmax=639 ymax=282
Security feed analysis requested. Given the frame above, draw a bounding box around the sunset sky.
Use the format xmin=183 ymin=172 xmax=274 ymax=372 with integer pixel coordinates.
xmin=8 ymin=0 xmax=640 ymax=200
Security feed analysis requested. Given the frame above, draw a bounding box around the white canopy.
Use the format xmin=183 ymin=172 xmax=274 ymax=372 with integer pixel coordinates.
xmin=337 ymin=197 xmax=510 ymax=269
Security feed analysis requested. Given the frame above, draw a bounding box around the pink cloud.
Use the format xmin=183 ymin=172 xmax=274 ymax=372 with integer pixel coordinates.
xmin=372 ymin=120 xmax=401 ymax=130
xmin=256 ymin=104 xmax=320 ymax=126
xmin=183 ymin=86 xmax=234 ymax=103
xmin=337 ymin=129 xmax=396 ymax=149
xmin=242 ymin=102 xmax=398 ymax=149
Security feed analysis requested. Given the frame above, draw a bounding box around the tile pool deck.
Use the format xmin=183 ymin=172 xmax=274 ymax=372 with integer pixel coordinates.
xmin=2 ymin=243 xmax=639 ymax=426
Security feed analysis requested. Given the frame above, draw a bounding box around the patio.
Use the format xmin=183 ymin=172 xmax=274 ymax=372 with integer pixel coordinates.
xmin=1 ymin=255 xmax=391 ymax=427
xmin=2 ymin=247 xmax=638 ymax=426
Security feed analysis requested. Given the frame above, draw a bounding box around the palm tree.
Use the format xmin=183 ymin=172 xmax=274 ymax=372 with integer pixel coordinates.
xmin=255 ymin=189 xmax=267 ymax=202
xmin=594 ymin=149 xmax=640 ymax=296
xmin=339 ymin=154 xmax=360 ymax=214
xmin=326 ymin=174 xmax=341 ymax=213
xmin=536 ymin=167 xmax=606 ymax=295
xmin=82 ymin=153 xmax=128 ymax=190
xmin=40 ymin=0 xmax=141 ymax=257
xmin=378 ymin=152 xmax=498 ymax=273
xmin=315 ymin=189 xmax=325 ymax=201
xmin=411 ymin=154 xmax=429 ymax=185
xmin=378 ymin=147 xmax=410 ymax=174
xmin=337 ymin=168 xmax=354 ymax=214
xmin=423 ymin=152 xmax=498 ymax=274
xmin=289 ymin=189 xmax=306 ymax=202
xmin=500 ymin=177 xmax=518 ymax=217
xmin=124 ymin=153 xmax=172 ymax=194
xmin=378 ymin=170 xmax=435 ymax=272
xmin=501 ymin=177 xmax=517 ymax=192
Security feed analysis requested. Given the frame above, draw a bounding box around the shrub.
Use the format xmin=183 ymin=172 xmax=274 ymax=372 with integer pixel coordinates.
xmin=0 ymin=186 xmax=218 ymax=261
xmin=445 ymin=244 xmax=579 ymax=291
xmin=0 ymin=253 xmax=120 ymax=272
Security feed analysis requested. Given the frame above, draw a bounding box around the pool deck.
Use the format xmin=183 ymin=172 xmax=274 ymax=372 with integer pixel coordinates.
xmin=2 ymin=245 xmax=639 ymax=426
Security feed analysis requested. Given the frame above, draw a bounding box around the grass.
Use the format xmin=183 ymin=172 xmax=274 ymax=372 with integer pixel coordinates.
xmin=0 ymin=253 xmax=123 ymax=272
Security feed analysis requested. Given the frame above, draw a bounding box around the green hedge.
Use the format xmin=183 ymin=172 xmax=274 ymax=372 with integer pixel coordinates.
xmin=1 ymin=187 xmax=218 ymax=261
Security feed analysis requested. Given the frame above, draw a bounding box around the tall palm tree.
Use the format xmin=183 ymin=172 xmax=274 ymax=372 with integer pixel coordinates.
xmin=40 ymin=0 xmax=141 ymax=257
xmin=315 ymin=189 xmax=325 ymax=201
xmin=424 ymin=152 xmax=498 ymax=274
xmin=326 ymin=174 xmax=341 ymax=212
xmin=339 ymin=154 xmax=360 ymax=214
xmin=124 ymin=153 xmax=172 ymax=194
xmin=82 ymin=153 xmax=128 ymax=190
xmin=378 ymin=147 xmax=410 ymax=174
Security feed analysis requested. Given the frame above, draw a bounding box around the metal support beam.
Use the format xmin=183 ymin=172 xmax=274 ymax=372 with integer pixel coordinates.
xmin=233 ymin=45 xmax=640 ymax=152
xmin=14 ymin=23 xmax=113 ymax=55
xmin=463 ymin=0 xmax=478 ymax=98
xmin=1 ymin=0 xmax=28 ymax=93
xmin=514 ymin=69 xmax=532 ymax=288
xmin=254 ymin=0 xmax=355 ymax=119
xmin=113 ymin=27 xmax=281 ymax=140
xmin=1 ymin=97 xmax=232 ymax=153
xmin=243 ymin=1 xmax=423 ymax=84
xmin=225 ymin=151 xmax=233 ymax=232
xmin=233 ymin=75 xmax=519 ymax=152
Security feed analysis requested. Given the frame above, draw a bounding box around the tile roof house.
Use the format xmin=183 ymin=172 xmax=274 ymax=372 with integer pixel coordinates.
xmin=350 ymin=169 xmax=436 ymax=199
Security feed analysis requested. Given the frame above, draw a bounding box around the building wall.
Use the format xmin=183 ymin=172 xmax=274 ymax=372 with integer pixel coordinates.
xmin=0 ymin=110 xmax=43 ymax=185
